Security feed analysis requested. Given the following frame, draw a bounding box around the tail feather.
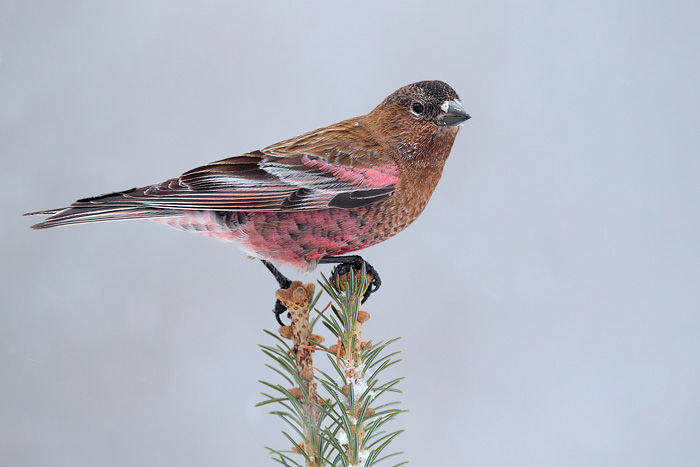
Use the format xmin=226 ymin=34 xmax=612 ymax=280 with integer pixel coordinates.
xmin=27 ymin=206 xmax=180 ymax=229
xmin=23 ymin=208 xmax=63 ymax=216
xmin=25 ymin=189 xmax=180 ymax=230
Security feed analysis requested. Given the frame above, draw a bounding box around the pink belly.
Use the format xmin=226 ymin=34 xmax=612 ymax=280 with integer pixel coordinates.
xmin=154 ymin=206 xmax=388 ymax=271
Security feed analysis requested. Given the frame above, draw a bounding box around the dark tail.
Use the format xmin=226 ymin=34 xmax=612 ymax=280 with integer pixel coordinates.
xmin=24 ymin=189 xmax=179 ymax=230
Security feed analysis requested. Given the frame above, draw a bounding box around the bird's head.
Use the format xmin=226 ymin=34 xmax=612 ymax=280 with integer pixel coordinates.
xmin=379 ymin=80 xmax=470 ymax=127
xmin=371 ymin=80 xmax=470 ymax=167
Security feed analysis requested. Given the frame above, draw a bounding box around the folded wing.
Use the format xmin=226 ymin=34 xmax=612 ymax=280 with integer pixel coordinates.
xmin=27 ymin=120 xmax=400 ymax=229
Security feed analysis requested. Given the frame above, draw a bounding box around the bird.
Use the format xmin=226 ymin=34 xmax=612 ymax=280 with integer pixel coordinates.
xmin=25 ymin=80 xmax=470 ymax=323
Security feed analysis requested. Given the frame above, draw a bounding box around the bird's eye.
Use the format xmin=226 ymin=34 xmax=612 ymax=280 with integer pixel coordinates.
xmin=411 ymin=102 xmax=424 ymax=115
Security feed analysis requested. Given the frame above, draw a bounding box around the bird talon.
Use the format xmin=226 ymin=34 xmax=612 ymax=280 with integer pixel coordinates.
xmin=273 ymin=299 xmax=289 ymax=326
xmin=324 ymin=257 xmax=381 ymax=304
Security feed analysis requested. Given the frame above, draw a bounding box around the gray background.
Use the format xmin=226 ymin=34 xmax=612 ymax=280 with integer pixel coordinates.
xmin=2 ymin=1 xmax=699 ymax=466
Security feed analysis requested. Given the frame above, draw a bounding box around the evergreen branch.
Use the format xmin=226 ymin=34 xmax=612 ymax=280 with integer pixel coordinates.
xmin=259 ymin=267 xmax=406 ymax=466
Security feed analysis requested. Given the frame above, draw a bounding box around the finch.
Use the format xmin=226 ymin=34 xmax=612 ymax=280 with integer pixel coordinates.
xmin=26 ymin=80 xmax=470 ymax=320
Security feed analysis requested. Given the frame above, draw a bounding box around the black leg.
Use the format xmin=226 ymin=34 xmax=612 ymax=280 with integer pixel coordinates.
xmin=318 ymin=255 xmax=382 ymax=303
xmin=262 ymin=260 xmax=292 ymax=289
xmin=261 ymin=260 xmax=292 ymax=326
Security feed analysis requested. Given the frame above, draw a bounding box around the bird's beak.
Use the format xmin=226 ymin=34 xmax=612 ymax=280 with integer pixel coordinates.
xmin=439 ymin=100 xmax=471 ymax=126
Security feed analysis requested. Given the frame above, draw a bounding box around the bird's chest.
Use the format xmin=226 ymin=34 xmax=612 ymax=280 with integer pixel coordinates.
xmin=360 ymin=166 xmax=443 ymax=241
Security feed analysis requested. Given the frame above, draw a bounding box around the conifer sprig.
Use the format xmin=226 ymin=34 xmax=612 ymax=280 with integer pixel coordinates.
xmin=257 ymin=266 xmax=406 ymax=467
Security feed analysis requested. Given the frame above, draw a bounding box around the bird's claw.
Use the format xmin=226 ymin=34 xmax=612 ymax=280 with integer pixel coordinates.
xmin=263 ymin=260 xmax=293 ymax=325
xmin=329 ymin=261 xmax=382 ymax=304
xmin=273 ymin=299 xmax=288 ymax=326
xmin=263 ymin=257 xmax=380 ymax=326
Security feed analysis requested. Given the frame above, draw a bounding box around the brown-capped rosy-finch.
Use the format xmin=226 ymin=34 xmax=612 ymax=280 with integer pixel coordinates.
xmin=26 ymin=80 xmax=470 ymax=323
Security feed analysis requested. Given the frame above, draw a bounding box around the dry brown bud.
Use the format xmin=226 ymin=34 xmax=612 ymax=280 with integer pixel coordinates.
xmin=309 ymin=394 xmax=327 ymax=406
xmin=274 ymin=283 xmax=294 ymax=302
xmin=308 ymin=333 xmax=325 ymax=344
xmin=357 ymin=310 xmax=370 ymax=323
xmin=278 ymin=326 xmax=293 ymax=339
xmin=276 ymin=281 xmax=314 ymax=308
xmin=287 ymin=387 xmax=303 ymax=400
xmin=293 ymin=283 xmax=314 ymax=302
xmin=315 ymin=397 xmax=331 ymax=407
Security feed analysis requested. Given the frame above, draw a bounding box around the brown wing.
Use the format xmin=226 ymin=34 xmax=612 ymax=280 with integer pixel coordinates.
xmin=26 ymin=118 xmax=399 ymax=229
xmin=112 ymin=118 xmax=399 ymax=211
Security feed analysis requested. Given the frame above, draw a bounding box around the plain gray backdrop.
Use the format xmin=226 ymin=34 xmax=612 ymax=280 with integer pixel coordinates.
xmin=2 ymin=1 xmax=699 ymax=466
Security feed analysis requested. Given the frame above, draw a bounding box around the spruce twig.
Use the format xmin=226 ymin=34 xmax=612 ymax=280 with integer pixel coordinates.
xmin=258 ymin=266 xmax=406 ymax=466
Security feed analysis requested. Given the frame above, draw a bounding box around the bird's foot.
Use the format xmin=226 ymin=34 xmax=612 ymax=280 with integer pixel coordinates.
xmin=319 ymin=255 xmax=381 ymax=304
xmin=262 ymin=260 xmax=293 ymax=326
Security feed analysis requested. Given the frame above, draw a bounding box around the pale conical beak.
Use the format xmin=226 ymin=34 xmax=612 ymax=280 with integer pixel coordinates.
xmin=439 ymin=100 xmax=470 ymax=126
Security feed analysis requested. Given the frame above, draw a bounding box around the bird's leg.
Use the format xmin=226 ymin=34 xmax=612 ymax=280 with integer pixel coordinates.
xmin=261 ymin=260 xmax=292 ymax=326
xmin=318 ymin=255 xmax=381 ymax=303
xmin=262 ymin=259 xmax=292 ymax=289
